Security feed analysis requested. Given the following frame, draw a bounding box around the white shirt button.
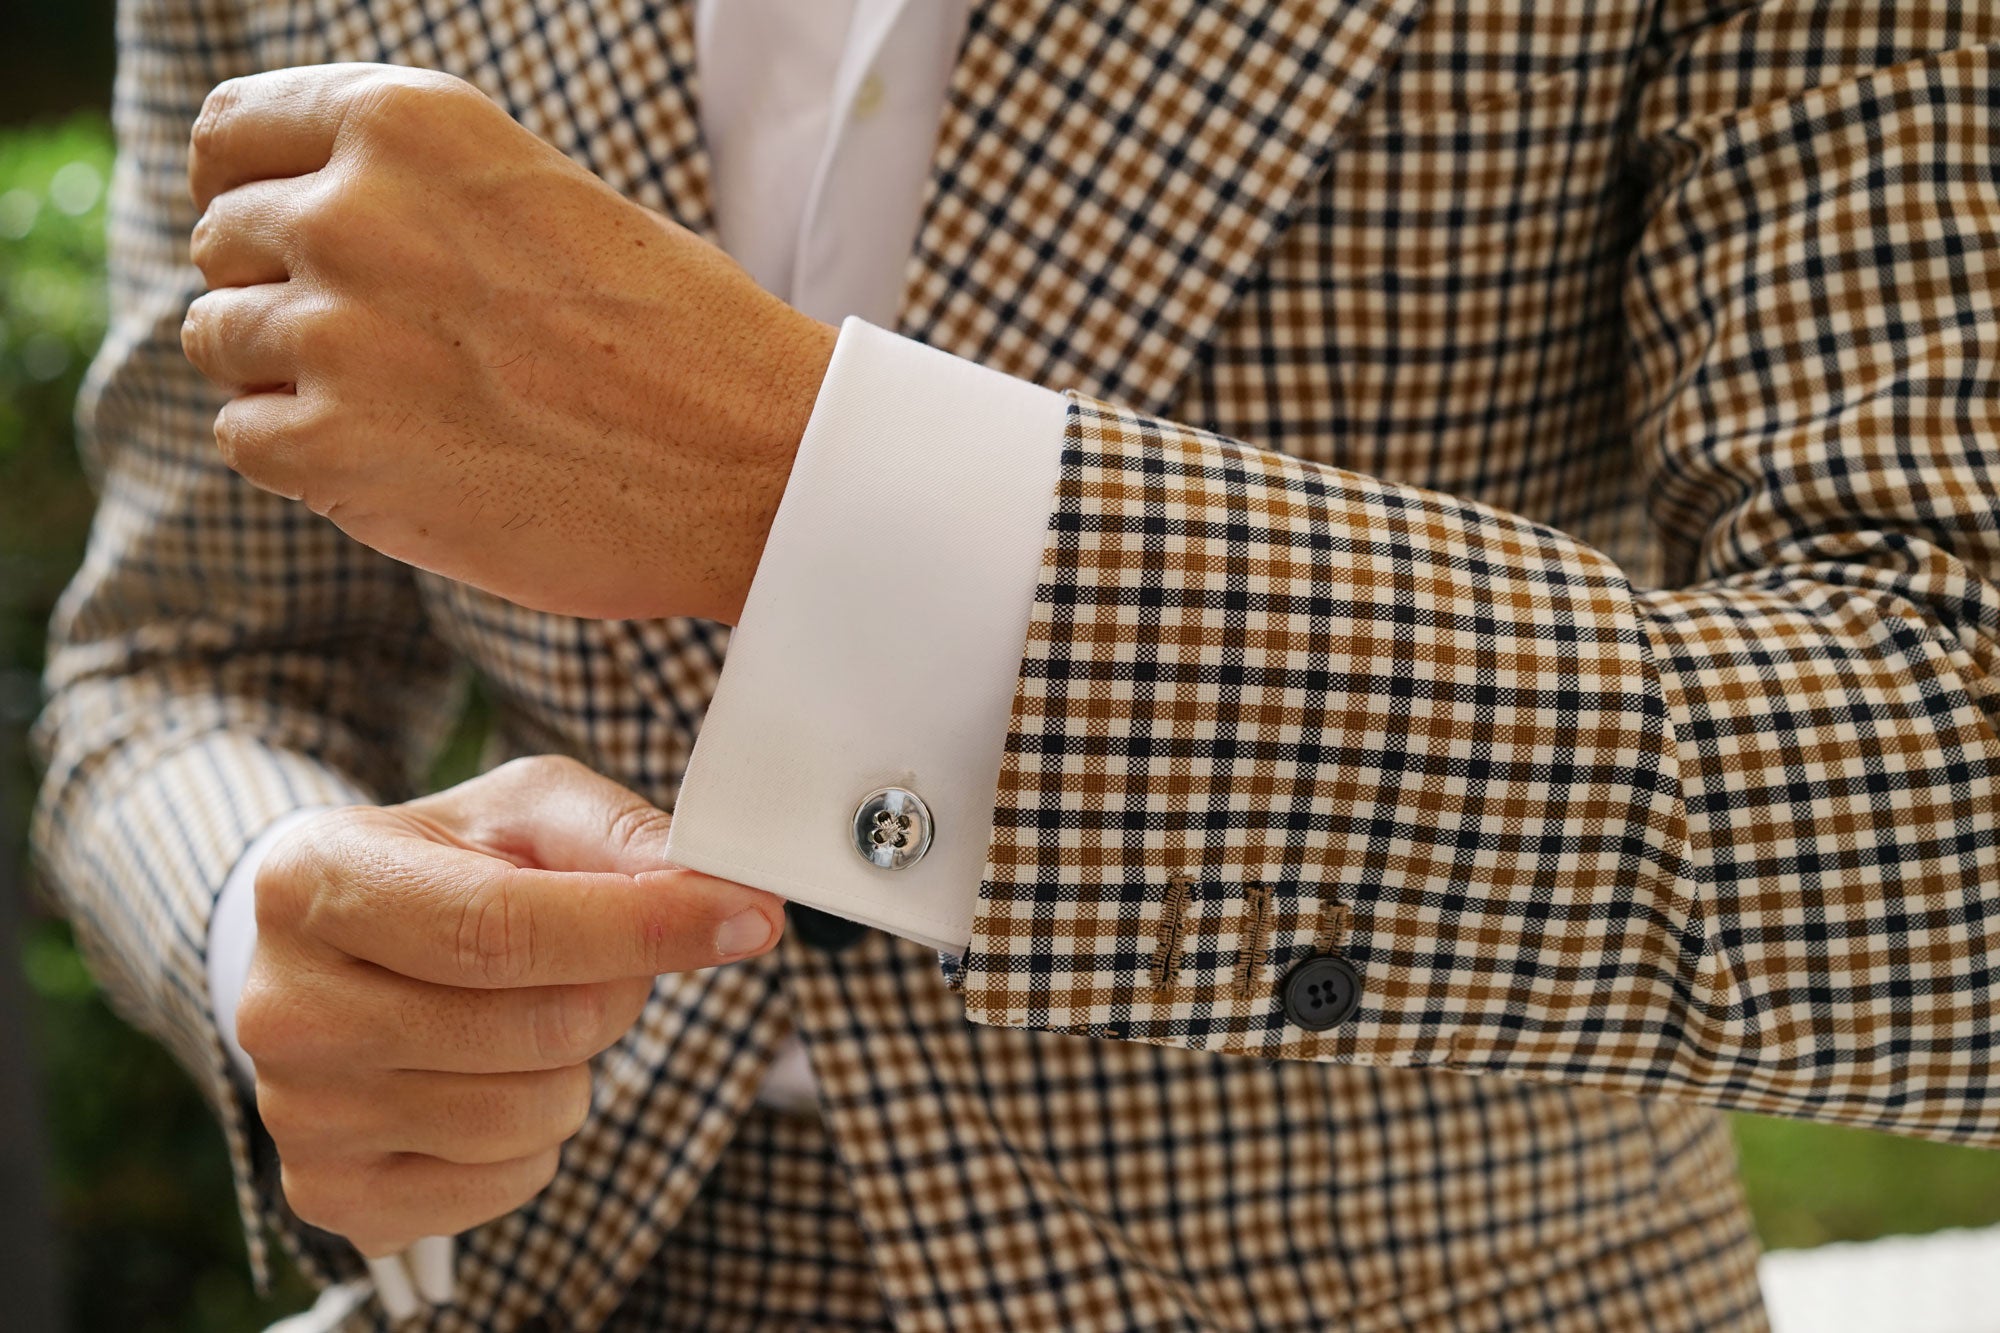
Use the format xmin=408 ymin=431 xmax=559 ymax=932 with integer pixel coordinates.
xmin=853 ymin=787 xmax=932 ymax=869
xmin=851 ymin=71 xmax=886 ymax=120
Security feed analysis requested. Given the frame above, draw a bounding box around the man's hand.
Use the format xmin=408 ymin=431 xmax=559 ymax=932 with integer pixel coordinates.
xmin=238 ymin=755 xmax=784 ymax=1257
xmin=181 ymin=64 xmax=837 ymax=624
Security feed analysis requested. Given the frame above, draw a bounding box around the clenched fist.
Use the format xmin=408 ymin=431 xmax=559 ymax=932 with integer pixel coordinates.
xmin=239 ymin=756 xmax=784 ymax=1257
xmin=181 ymin=63 xmax=837 ymax=624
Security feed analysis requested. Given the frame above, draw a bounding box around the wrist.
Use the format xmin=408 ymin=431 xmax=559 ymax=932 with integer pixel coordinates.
xmin=702 ymin=307 xmax=837 ymax=625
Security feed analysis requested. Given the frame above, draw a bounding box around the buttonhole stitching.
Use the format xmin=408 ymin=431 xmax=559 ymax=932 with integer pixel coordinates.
xmin=1233 ymin=884 xmax=1273 ymax=999
xmin=1149 ymin=874 xmax=1196 ymax=988
xmin=1311 ymin=897 xmax=1351 ymax=956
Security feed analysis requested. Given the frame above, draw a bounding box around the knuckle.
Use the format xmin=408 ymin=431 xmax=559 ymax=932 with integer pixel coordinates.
xmin=290 ymin=302 xmax=340 ymax=367
xmin=255 ymin=1078 xmax=316 ymax=1144
xmin=191 ymin=80 xmax=240 ymax=158
xmin=188 ymin=211 xmax=219 ymax=272
xmin=440 ymin=1077 xmax=501 ymax=1141
xmin=285 ymin=393 xmax=340 ymax=456
xmin=605 ymin=800 xmax=671 ymax=857
xmin=212 ymin=407 xmax=243 ymax=471
xmin=357 ymin=74 xmax=424 ymax=119
xmin=350 ymin=72 xmax=462 ymax=137
xmin=296 ymin=176 xmax=359 ymax=250
xmin=456 ymin=880 xmax=534 ymax=987
xmin=471 ymin=1071 xmax=590 ymax=1161
xmin=534 ymin=984 xmax=607 ymax=1067
xmin=387 ymin=980 xmax=435 ymax=1056
xmin=507 ymin=753 xmax=585 ymax=788
xmin=290 ymin=811 xmax=389 ymax=937
xmin=233 ymin=976 xmax=295 ymax=1062
xmin=254 ymin=813 xmax=343 ymax=937
xmin=556 ymin=1065 xmax=594 ymax=1141
xmin=523 ymin=1147 xmax=561 ymax=1200
xmin=180 ymin=299 xmax=218 ymax=369
xmin=242 ymin=973 xmax=352 ymax=1071
xmin=279 ymin=1161 xmax=352 ymax=1235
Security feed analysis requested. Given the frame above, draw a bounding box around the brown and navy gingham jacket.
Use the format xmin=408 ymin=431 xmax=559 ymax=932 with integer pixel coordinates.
xmin=34 ymin=0 xmax=1999 ymax=1328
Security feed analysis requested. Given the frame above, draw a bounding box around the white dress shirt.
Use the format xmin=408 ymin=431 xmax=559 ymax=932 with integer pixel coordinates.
xmin=209 ymin=0 xmax=1064 ymax=1116
xmin=668 ymin=0 xmax=1068 ymax=950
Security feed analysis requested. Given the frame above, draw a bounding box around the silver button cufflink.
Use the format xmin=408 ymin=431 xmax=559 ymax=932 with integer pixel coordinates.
xmin=852 ymin=787 xmax=932 ymax=870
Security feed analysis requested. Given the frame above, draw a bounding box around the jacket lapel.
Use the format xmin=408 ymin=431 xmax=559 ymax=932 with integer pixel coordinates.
xmin=900 ymin=0 xmax=1428 ymax=413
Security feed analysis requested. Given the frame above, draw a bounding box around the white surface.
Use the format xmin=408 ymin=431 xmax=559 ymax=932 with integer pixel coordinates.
xmin=406 ymin=1235 xmax=456 ymax=1306
xmin=363 ymin=1256 xmax=420 ymax=1323
xmin=669 ymin=319 xmax=1066 ymax=952
xmin=697 ymin=0 xmax=974 ymax=330
xmin=684 ymin=0 xmax=1067 ymax=955
xmin=1760 ymin=1226 xmax=2000 ymax=1333
xmin=691 ymin=0 xmax=1000 ymax=1080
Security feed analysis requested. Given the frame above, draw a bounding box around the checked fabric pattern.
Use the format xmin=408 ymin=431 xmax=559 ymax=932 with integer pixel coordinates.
xmin=30 ymin=0 xmax=1996 ymax=1328
xmin=956 ymin=0 xmax=2000 ymax=1146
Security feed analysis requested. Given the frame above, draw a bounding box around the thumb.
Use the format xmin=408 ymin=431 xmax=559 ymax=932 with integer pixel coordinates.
xmin=409 ymin=753 xmax=678 ymax=874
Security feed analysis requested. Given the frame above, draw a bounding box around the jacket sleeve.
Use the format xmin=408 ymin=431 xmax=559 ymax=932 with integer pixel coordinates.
xmin=30 ymin=0 xmax=460 ymax=1283
xmin=956 ymin=0 xmax=2000 ymax=1146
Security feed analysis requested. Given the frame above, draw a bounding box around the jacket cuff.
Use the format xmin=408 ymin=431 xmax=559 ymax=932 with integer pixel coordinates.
xmin=40 ymin=734 xmax=374 ymax=1290
xmin=956 ymin=398 xmax=1685 ymax=1078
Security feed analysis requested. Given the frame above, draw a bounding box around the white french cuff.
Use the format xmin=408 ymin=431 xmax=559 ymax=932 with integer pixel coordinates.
xmin=668 ymin=318 xmax=1068 ymax=951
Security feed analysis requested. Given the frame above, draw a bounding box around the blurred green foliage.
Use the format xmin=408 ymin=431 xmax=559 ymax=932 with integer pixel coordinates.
xmin=1 ymin=116 xmax=106 ymax=668
xmin=2 ymin=113 xmax=317 ymax=1333
xmin=3 ymin=112 xmax=1998 ymax=1333
xmin=0 ymin=121 xmax=110 ymax=433
xmin=1734 ymin=1113 xmax=2000 ymax=1250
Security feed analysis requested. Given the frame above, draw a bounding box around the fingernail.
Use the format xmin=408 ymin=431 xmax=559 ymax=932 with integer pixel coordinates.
xmin=715 ymin=908 xmax=774 ymax=957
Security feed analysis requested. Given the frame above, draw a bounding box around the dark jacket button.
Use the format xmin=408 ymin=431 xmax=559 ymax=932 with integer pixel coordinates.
xmin=1281 ymin=956 xmax=1362 ymax=1030
xmin=787 ymin=902 xmax=871 ymax=953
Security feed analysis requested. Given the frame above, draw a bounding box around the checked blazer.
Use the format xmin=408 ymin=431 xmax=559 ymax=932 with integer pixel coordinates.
xmin=34 ymin=0 xmax=2000 ymax=1328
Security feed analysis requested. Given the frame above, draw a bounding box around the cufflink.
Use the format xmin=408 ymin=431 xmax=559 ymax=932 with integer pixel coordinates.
xmin=852 ymin=787 xmax=932 ymax=869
